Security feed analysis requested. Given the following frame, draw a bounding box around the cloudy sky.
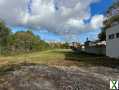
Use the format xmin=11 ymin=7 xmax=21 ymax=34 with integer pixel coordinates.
xmin=0 ymin=0 xmax=114 ymax=43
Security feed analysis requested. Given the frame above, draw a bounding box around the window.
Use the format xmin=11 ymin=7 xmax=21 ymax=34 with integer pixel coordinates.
xmin=109 ymin=34 xmax=114 ymax=40
xmin=116 ymin=33 xmax=119 ymax=38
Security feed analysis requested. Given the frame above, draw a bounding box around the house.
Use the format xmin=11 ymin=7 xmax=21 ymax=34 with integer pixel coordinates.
xmin=104 ymin=4 xmax=119 ymax=58
xmin=106 ymin=24 xmax=119 ymax=58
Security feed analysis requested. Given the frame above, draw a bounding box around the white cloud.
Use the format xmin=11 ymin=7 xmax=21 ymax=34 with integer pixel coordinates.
xmin=0 ymin=0 xmax=28 ymax=25
xmin=0 ymin=0 xmax=103 ymax=37
xmin=91 ymin=15 xmax=104 ymax=29
xmin=67 ymin=19 xmax=85 ymax=29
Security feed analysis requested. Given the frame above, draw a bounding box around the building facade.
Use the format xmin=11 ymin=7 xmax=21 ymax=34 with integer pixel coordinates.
xmin=106 ymin=24 xmax=119 ymax=58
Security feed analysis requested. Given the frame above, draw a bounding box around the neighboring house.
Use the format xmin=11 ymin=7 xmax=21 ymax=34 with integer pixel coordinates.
xmin=104 ymin=4 xmax=119 ymax=58
xmin=106 ymin=24 xmax=119 ymax=58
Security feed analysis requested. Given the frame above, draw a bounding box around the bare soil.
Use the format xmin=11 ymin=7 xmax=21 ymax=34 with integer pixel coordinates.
xmin=0 ymin=64 xmax=118 ymax=90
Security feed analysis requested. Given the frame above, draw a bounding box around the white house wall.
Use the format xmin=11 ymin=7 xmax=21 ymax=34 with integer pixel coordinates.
xmin=106 ymin=24 xmax=119 ymax=58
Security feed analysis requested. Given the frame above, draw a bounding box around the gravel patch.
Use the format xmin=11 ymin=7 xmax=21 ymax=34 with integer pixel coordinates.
xmin=0 ymin=65 xmax=119 ymax=90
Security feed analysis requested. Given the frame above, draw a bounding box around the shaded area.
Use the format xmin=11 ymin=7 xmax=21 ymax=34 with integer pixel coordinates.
xmin=53 ymin=49 xmax=119 ymax=68
xmin=64 ymin=51 xmax=119 ymax=68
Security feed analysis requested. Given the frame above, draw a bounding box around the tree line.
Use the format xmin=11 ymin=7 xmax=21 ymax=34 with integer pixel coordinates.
xmin=0 ymin=21 xmax=69 ymax=55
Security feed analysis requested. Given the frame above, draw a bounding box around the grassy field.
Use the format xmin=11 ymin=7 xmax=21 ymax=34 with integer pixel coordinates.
xmin=0 ymin=49 xmax=119 ymax=70
xmin=0 ymin=49 xmax=119 ymax=89
xmin=0 ymin=48 xmax=119 ymax=76
xmin=0 ymin=49 xmax=65 ymax=65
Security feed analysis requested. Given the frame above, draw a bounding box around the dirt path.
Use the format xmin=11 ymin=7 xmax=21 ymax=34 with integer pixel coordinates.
xmin=0 ymin=65 xmax=118 ymax=90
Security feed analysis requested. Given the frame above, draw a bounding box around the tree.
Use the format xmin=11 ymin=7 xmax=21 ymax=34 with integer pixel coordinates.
xmin=0 ymin=20 xmax=50 ymax=55
xmin=6 ymin=30 xmax=50 ymax=53
xmin=0 ymin=21 xmax=11 ymax=46
xmin=62 ymin=42 xmax=69 ymax=49
xmin=98 ymin=28 xmax=106 ymax=41
xmin=12 ymin=31 xmax=40 ymax=52
xmin=108 ymin=1 xmax=119 ymax=11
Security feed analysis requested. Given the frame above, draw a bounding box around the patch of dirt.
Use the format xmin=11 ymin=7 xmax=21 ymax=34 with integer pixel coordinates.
xmin=0 ymin=60 xmax=8 ymax=65
xmin=0 ymin=64 xmax=119 ymax=90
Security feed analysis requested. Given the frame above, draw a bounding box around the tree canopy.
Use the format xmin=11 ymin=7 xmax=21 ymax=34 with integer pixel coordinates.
xmin=0 ymin=21 xmax=50 ymax=55
xmin=0 ymin=20 xmax=70 ymax=55
xmin=0 ymin=21 xmax=11 ymax=46
xmin=98 ymin=28 xmax=106 ymax=41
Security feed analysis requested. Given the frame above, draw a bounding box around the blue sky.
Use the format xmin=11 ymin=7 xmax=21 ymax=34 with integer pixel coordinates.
xmin=79 ymin=0 xmax=114 ymax=43
xmin=91 ymin=0 xmax=113 ymax=15
xmin=76 ymin=0 xmax=114 ymax=43
xmin=9 ymin=0 xmax=114 ymax=43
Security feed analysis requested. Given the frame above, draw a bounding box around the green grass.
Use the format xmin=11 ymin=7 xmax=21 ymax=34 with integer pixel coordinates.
xmin=0 ymin=49 xmax=119 ymax=71
xmin=0 ymin=49 xmax=70 ymax=66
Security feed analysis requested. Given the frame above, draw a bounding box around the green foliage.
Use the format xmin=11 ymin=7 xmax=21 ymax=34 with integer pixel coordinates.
xmin=0 ymin=20 xmax=50 ymax=55
xmin=48 ymin=42 xmax=69 ymax=49
xmin=0 ymin=20 xmax=70 ymax=55
xmin=108 ymin=1 xmax=119 ymax=11
xmin=98 ymin=28 xmax=106 ymax=41
xmin=62 ymin=42 xmax=69 ymax=49
xmin=0 ymin=21 xmax=11 ymax=46
xmin=5 ymin=30 xmax=50 ymax=54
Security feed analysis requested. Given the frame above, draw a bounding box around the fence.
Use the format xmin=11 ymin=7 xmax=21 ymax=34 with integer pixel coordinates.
xmin=84 ymin=45 xmax=106 ymax=55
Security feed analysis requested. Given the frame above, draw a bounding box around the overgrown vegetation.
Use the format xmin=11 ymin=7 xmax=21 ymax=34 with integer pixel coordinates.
xmin=0 ymin=21 xmax=50 ymax=55
xmin=98 ymin=28 xmax=106 ymax=41
xmin=0 ymin=21 xmax=69 ymax=55
xmin=48 ymin=42 xmax=69 ymax=49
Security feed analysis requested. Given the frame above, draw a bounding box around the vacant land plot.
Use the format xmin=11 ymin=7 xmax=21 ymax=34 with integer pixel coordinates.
xmin=0 ymin=49 xmax=119 ymax=67
xmin=0 ymin=49 xmax=119 ymax=90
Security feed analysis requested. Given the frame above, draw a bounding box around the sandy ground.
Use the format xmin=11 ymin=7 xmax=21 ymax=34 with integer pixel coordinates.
xmin=0 ymin=64 xmax=119 ymax=90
